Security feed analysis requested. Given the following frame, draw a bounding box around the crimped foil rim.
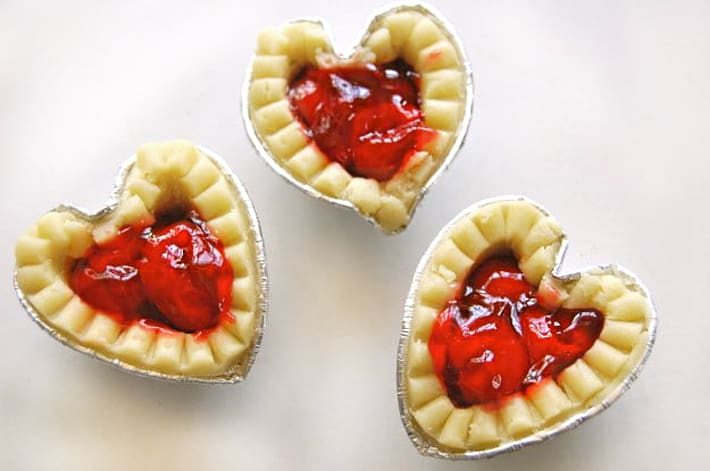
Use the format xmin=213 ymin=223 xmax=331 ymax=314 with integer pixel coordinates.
xmin=240 ymin=1 xmax=475 ymax=234
xmin=396 ymin=195 xmax=658 ymax=459
xmin=13 ymin=145 xmax=268 ymax=384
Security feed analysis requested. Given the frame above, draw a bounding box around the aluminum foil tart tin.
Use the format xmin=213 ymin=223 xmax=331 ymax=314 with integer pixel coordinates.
xmin=396 ymin=195 xmax=658 ymax=459
xmin=13 ymin=146 xmax=268 ymax=384
xmin=241 ymin=1 xmax=474 ymax=234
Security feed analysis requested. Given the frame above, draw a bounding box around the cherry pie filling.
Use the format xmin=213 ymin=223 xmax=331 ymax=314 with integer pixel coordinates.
xmin=69 ymin=209 xmax=234 ymax=336
xmin=287 ymin=59 xmax=436 ymax=182
xmin=428 ymin=256 xmax=604 ymax=408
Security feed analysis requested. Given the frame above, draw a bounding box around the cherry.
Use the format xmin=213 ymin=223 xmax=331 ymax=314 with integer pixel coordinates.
xmin=70 ymin=210 xmax=233 ymax=334
xmin=288 ymin=60 xmax=434 ymax=181
xmin=428 ymin=255 xmax=604 ymax=408
xmin=70 ymin=228 xmax=146 ymax=317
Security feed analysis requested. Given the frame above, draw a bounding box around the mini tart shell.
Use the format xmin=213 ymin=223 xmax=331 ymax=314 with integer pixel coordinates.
xmin=399 ymin=197 xmax=656 ymax=458
xmin=14 ymin=141 xmax=267 ymax=383
xmin=244 ymin=3 xmax=472 ymax=233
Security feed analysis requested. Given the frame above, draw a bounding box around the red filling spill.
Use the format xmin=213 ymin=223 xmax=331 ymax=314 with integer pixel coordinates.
xmin=287 ymin=60 xmax=435 ymax=181
xmin=428 ymin=256 xmax=604 ymax=408
xmin=70 ymin=210 xmax=234 ymax=334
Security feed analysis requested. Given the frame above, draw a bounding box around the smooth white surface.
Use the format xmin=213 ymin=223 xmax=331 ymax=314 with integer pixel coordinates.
xmin=1 ymin=1 xmax=708 ymax=469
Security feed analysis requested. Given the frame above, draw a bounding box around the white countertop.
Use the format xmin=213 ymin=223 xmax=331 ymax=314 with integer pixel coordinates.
xmin=1 ymin=1 xmax=708 ymax=469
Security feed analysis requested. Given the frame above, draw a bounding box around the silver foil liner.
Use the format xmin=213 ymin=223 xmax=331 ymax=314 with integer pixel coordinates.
xmin=13 ymin=146 xmax=268 ymax=384
xmin=396 ymin=195 xmax=658 ymax=459
xmin=241 ymin=1 xmax=475 ymax=234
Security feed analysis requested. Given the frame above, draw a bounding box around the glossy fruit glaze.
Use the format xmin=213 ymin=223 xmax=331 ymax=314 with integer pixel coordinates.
xmin=287 ymin=60 xmax=435 ymax=181
xmin=70 ymin=209 xmax=233 ymax=334
xmin=428 ymin=256 xmax=603 ymax=408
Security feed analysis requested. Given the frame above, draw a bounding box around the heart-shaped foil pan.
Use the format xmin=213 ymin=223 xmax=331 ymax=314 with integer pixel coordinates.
xmin=14 ymin=143 xmax=268 ymax=384
xmin=242 ymin=2 xmax=474 ymax=234
xmin=397 ymin=196 xmax=657 ymax=459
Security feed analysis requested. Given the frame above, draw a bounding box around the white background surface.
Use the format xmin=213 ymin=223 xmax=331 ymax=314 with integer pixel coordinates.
xmin=1 ymin=1 xmax=708 ymax=469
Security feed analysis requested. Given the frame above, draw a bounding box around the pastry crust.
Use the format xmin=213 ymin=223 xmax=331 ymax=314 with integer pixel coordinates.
xmin=403 ymin=199 xmax=654 ymax=453
xmin=246 ymin=5 xmax=470 ymax=233
xmin=14 ymin=141 xmax=265 ymax=381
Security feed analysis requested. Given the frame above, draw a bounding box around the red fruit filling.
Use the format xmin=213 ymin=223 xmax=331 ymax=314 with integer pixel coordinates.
xmin=428 ymin=256 xmax=604 ymax=408
xmin=287 ymin=60 xmax=436 ymax=182
xmin=69 ymin=209 xmax=234 ymax=334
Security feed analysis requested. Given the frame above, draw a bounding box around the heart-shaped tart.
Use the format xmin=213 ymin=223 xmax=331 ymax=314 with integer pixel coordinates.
xmin=398 ymin=197 xmax=657 ymax=458
xmin=243 ymin=3 xmax=472 ymax=233
xmin=14 ymin=141 xmax=267 ymax=383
